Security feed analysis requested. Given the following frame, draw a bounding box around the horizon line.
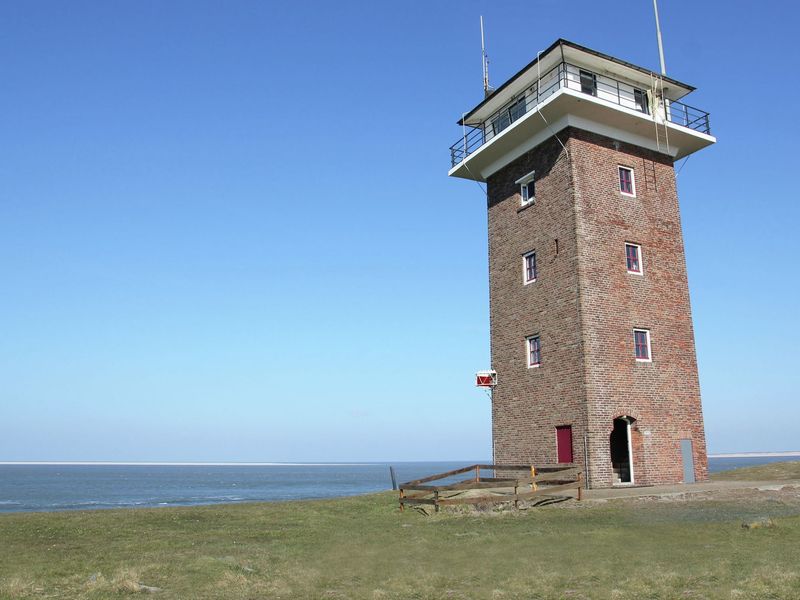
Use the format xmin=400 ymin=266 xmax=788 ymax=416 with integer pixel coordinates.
xmin=1 ymin=453 xmax=799 ymax=466
xmin=0 ymin=461 xmax=381 ymax=467
xmin=0 ymin=460 xmax=486 ymax=466
xmin=707 ymin=451 xmax=800 ymax=458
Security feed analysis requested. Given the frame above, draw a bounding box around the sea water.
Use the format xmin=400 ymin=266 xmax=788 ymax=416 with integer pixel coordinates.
xmin=0 ymin=456 xmax=795 ymax=513
xmin=0 ymin=462 xmax=465 ymax=513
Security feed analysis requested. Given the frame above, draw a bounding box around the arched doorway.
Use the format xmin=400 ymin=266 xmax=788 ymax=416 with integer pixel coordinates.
xmin=610 ymin=417 xmax=635 ymax=484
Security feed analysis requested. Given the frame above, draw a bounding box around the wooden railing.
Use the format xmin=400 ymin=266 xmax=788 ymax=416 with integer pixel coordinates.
xmin=398 ymin=463 xmax=583 ymax=512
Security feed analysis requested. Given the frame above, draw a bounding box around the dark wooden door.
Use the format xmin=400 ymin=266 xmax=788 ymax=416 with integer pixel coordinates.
xmin=556 ymin=425 xmax=573 ymax=463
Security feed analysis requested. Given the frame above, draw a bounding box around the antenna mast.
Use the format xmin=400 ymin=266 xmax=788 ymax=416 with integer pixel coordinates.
xmin=480 ymin=16 xmax=493 ymax=97
xmin=652 ymin=0 xmax=667 ymax=75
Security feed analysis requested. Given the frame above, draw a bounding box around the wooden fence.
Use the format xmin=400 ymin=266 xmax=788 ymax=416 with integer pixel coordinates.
xmin=398 ymin=463 xmax=583 ymax=512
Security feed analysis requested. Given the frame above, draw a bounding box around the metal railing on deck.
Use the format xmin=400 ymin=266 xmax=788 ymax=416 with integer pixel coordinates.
xmin=450 ymin=62 xmax=711 ymax=168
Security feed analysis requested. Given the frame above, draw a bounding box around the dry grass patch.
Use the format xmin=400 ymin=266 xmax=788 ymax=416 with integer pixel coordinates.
xmin=711 ymin=460 xmax=800 ymax=482
xmin=0 ymin=577 xmax=37 ymax=598
xmin=1 ymin=484 xmax=799 ymax=599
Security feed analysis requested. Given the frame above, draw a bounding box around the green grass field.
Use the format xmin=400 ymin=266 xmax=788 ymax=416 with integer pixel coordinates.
xmin=710 ymin=459 xmax=800 ymax=482
xmin=1 ymin=463 xmax=799 ymax=599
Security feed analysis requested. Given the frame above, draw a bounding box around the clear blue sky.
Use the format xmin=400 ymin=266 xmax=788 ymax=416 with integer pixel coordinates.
xmin=1 ymin=0 xmax=797 ymax=461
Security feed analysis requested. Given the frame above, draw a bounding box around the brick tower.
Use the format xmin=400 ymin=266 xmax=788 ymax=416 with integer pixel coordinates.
xmin=449 ymin=40 xmax=715 ymax=487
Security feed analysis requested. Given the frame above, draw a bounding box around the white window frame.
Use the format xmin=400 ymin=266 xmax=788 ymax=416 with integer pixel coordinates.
xmin=625 ymin=243 xmax=643 ymax=276
xmin=515 ymin=169 xmax=536 ymax=207
xmin=633 ymin=328 xmax=652 ymax=363
xmin=522 ymin=250 xmax=537 ymax=284
xmin=526 ymin=334 xmax=541 ymax=369
xmin=618 ymin=166 xmax=636 ymax=198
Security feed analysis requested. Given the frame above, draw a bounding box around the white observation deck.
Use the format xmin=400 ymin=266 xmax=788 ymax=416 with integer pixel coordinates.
xmin=449 ymin=39 xmax=715 ymax=182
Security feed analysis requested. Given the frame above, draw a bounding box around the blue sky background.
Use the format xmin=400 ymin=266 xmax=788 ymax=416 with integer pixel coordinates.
xmin=1 ymin=0 xmax=797 ymax=461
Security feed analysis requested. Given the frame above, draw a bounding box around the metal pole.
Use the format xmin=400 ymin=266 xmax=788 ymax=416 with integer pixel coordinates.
xmin=480 ymin=16 xmax=490 ymax=97
xmin=462 ymin=112 xmax=468 ymax=159
xmin=583 ymin=432 xmax=590 ymax=489
xmin=653 ymin=0 xmax=667 ymax=75
xmin=490 ymin=388 xmax=496 ymax=466
xmin=389 ymin=466 xmax=398 ymax=491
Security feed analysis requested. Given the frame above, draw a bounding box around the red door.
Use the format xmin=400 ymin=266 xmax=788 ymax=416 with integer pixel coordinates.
xmin=556 ymin=426 xmax=573 ymax=463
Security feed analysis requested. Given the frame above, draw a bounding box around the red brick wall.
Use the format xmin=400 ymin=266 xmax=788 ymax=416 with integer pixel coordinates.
xmin=487 ymin=127 xmax=708 ymax=487
xmin=487 ymin=134 xmax=589 ymax=468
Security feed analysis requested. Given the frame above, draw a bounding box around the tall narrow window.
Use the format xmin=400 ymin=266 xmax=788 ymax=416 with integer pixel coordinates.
xmin=491 ymin=112 xmax=510 ymax=136
xmin=527 ymin=335 xmax=541 ymax=368
xmin=625 ymin=243 xmax=642 ymax=274
xmin=579 ymin=70 xmax=597 ymax=96
xmin=619 ymin=166 xmax=635 ymax=196
xmin=508 ymin=96 xmax=526 ymax=123
xmin=634 ymin=89 xmax=649 ymax=114
xmin=491 ymin=97 xmax=527 ymax=136
xmin=634 ymin=329 xmax=651 ymax=362
xmin=516 ymin=170 xmax=536 ymax=207
xmin=523 ymin=251 xmax=537 ymax=284
xmin=521 ymin=179 xmax=534 ymax=204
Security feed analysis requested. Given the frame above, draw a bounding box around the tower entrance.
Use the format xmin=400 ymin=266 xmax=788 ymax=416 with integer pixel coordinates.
xmin=610 ymin=417 xmax=635 ymax=485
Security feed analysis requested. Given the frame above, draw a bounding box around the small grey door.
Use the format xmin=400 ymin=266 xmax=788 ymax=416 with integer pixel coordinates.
xmin=681 ymin=439 xmax=695 ymax=483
